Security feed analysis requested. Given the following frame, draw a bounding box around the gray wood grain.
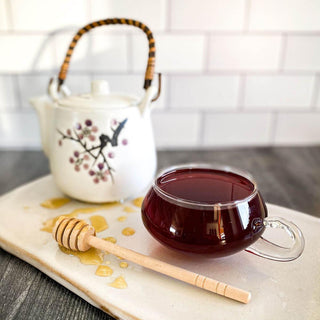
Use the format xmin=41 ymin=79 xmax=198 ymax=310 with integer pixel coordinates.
xmin=1 ymin=147 xmax=320 ymax=319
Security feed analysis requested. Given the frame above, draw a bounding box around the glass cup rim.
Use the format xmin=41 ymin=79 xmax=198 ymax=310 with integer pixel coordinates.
xmin=152 ymin=163 xmax=259 ymax=209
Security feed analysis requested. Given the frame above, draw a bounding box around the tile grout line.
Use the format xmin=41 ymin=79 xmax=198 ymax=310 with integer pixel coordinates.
xmin=165 ymin=0 xmax=171 ymax=31
xmin=243 ymin=0 xmax=251 ymax=33
xmin=126 ymin=33 xmax=133 ymax=73
xmin=5 ymin=0 xmax=14 ymax=31
xmin=278 ymin=33 xmax=288 ymax=72
xmin=237 ymin=74 xmax=246 ymax=111
xmin=198 ymin=112 xmax=206 ymax=147
xmin=3 ymin=30 xmax=320 ymax=36
xmin=0 ymin=70 xmax=319 ymax=77
xmin=86 ymin=0 xmax=92 ymax=21
xmin=310 ymin=74 xmax=320 ymax=110
xmin=203 ymin=34 xmax=210 ymax=72
xmin=269 ymin=112 xmax=278 ymax=145
xmin=157 ymin=108 xmax=317 ymax=114
xmin=52 ymin=32 xmax=59 ymax=74
xmin=12 ymin=74 xmax=23 ymax=111
xmin=166 ymin=75 xmax=172 ymax=109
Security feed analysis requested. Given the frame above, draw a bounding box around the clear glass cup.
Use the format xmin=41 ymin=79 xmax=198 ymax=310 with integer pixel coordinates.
xmin=141 ymin=163 xmax=305 ymax=261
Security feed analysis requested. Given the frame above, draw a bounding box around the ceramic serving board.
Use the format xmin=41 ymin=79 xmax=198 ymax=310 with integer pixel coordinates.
xmin=0 ymin=175 xmax=319 ymax=320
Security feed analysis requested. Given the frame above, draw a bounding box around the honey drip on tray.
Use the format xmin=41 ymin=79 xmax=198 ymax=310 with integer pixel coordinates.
xmin=123 ymin=206 xmax=137 ymax=213
xmin=41 ymin=202 xmax=119 ymax=233
xmin=122 ymin=227 xmax=135 ymax=236
xmin=109 ymin=276 xmax=127 ymax=289
xmin=59 ymin=246 xmax=103 ymax=265
xmin=103 ymin=237 xmax=117 ymax=244
xmin=95 ymin=265 xmax=113 ymax=277
xmin=132 ymin=197 xmax=144 ymax=208
xmin=117 ymin=216 xmax=127 ymax=222
xmin=41 ymin=198 xmax=70 ymax=209
xmin=90 ymin=215 xmax=108 ymax=232
xmin=42 ymin=198 xmax=132 ymax=289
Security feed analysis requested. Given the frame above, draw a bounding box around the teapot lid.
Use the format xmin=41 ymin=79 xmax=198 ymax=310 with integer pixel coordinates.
xmin=57 ymin=80 xmax=139 ymax=109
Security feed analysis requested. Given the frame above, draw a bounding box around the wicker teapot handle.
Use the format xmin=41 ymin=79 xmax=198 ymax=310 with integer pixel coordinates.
xmin=55 ymin=18 xmax=160 ymax=100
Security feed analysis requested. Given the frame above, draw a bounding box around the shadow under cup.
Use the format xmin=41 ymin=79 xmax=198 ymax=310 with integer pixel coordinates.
xmin=141 ymin=164 xmax=304 ymax=260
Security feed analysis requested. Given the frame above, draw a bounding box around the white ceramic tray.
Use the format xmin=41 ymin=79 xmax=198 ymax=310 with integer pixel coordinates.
xmin=0 ymin=175 xmax=319 ymax=320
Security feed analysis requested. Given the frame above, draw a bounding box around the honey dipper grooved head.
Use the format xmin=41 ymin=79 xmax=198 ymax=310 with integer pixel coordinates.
xmin=52 ymin=216 xmax=96 ymax=252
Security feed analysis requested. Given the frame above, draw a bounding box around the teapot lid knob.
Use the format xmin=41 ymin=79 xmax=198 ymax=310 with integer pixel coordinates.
xmin=91 ymin=80 xmax=110 ymax=96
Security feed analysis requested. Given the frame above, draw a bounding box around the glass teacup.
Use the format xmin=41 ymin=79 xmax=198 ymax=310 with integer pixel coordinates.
xmin=141 ymin=164 xmax=305 ymax=261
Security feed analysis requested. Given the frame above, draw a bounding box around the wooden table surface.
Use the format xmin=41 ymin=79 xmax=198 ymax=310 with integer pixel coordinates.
xmin=1 ymin=147 xmax=320 ymax=319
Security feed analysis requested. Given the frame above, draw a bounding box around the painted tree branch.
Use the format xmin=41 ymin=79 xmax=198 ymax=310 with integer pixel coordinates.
xmin=57 ymin=118 xmax=128 ymax=184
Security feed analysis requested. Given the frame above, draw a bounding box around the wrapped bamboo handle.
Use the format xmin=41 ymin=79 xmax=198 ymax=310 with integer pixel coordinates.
xmin=53 ymin=216 xmax=251 ymax=304
xmin=57 ymin=18 xmax=157 ymax=92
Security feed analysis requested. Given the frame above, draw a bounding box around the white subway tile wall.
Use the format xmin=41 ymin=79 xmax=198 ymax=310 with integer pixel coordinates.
xmin=0 ymin=76 xmax=17 ymax=110
xmin=152 ymin=112 xmax=201 ymax=148
xmin=203 ymin=113 xmax=273 ymax=147
xmin=284 ymin=36 xmax=320 ymax=71
xmin=244 ymin=75 xmax=314 ymax=109
xmin=170 ymin=75 xmax=239 ymax=109
xmin=54 ymin=32 xmax=128 ymax=72
xmin=249 ymin=0 xmax=320 ymax=31
xmin=0 ymin=0 xmax=320 ymax=149
xmin=132 ymin=34 xmax=205 ymax=72
xmin=0 ymin=35 xmax=56 ymax=72
xmin=208 ymin=35 xmax=282 ymax=71
xmin=10 ymin=0 xmax=88 ymax=31
xmin=0 ymin=113 xmax=41 ymax=148
xmin=171 ymin=0 xmax=246 ymax=31
xmin=90 ymin=0 xmax=167 ymax=31
xmin=275 ymin=113 xmax=320 ymax=145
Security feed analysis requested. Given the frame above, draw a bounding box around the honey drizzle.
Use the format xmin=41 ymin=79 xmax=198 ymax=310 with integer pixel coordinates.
xmin=59 ymin=246 xmax=103 ymax=265
xmin=95 ymin=265 xmax=113 ymax=277
xmin=41 ymin=198 xmax=132 ymax=289
xmin=132 ymin=197 xmax=144 ymax=208
xmin=123 ymin=206 xmax=137 ymax=213
xmin=41 ymin=198 xmax=70 ymax=209
xmin=41 ymin=202 xmax=119 ymax=233
xmin=109 ymin=276 xmax=127 ymax=289
xmin=90 ymin=215 xmax=108 ymax=232
xmin=122 ymin=227 xmax=135 ymax=236
xmin=103 ymin=237 xmax=117 ymax=244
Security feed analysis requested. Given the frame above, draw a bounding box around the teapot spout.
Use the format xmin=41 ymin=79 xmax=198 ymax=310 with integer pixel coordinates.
xmin=29 ymin=96 xmax=53 ymax=157
xmin=138 ymin=86 xmax=157 ymax=115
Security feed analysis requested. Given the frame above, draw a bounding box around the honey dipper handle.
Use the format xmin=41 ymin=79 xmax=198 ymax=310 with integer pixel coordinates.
xmin=87 ymin=236 xmax=251 ymax=304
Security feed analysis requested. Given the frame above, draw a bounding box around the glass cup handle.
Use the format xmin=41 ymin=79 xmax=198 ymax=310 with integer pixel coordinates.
xmin=245 ymin=217 xmax=305 ymax=262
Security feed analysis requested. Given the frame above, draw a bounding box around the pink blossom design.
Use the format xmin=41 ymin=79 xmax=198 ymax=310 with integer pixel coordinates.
xmin=57 ymin=118 xmax=128 ymax=184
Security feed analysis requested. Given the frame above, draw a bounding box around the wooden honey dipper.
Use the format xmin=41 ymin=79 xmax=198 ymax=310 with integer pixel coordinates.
xmin=53 ymin=216 xmax=251 ymax=304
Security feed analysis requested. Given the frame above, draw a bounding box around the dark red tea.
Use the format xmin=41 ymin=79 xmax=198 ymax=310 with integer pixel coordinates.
xmin=141 ymin=167 xmax=267 ymax=257
xmin=158 ymin=168 xmax=254 ymax=204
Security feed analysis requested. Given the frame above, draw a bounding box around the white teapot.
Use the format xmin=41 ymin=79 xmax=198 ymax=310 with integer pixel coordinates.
xmin=30 ymin=18 xmax=161 ymax=203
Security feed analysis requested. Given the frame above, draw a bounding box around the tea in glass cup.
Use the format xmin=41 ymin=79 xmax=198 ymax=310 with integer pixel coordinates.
xmin=141 ymin=164 xmax=304 ymax=261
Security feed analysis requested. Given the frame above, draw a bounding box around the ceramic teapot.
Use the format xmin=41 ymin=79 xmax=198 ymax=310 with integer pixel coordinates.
xmin=30 ymin=18 xmax=161 ymax=203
